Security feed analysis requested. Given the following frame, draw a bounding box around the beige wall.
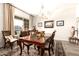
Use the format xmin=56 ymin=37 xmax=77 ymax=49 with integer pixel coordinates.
xmin=0 ymin=3 xmax=4 ymax=47
xmin=33 ymin=3 xmax=77 ymax=41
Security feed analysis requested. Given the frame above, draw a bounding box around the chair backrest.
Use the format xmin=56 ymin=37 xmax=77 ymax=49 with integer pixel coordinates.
xmin=51 ymin=30 xmax=56 ymax=40
xmin=45 ymin=36 xmax=51 ymax=48
xmin=2 ymin=31 xmax=11 ymax=36
xmin=2 ymin=31 xmax=11 ymax=41
xmin=20 ymin=31 xmax=30 ymax=37
xmin=44 ymin=30 xmax=56 ymax=48
xmin=50 ymin=30 xmax=56 ymax=46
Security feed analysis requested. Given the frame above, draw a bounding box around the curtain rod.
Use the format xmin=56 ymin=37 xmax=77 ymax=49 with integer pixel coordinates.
xmin=8 ymin=3 xmax=34 ymax=17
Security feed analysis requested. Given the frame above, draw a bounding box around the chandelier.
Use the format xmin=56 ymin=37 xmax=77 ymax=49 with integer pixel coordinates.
xmin=38 ymin=5 xmax=48 ymax=19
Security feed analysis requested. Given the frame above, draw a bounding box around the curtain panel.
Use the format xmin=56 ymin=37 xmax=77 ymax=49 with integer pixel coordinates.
xmin=3 ymin=3 xmax=15 ymax=35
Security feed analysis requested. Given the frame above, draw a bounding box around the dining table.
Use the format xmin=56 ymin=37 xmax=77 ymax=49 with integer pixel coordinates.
xmin=18 ymin=36 xmax=45 ymax=56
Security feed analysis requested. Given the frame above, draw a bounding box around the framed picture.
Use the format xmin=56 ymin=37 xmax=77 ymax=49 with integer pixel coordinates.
xmin=44 ymin=20 xmax=54 ymax=28
xmin=38 ymin=22 xmax=42 ymax=27
xmin=56 ymin=20 xmax=64 ymax=26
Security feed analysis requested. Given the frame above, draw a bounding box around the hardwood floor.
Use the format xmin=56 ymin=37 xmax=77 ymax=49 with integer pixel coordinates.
xmin=62 ymin=40 xmax=79 ymax=56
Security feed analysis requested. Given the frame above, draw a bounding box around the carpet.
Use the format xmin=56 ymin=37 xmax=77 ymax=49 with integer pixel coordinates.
xmin=0 ymin=40 xmax=65 ymax=56
xmin=55 ymin=40 xmax=65 ymax=56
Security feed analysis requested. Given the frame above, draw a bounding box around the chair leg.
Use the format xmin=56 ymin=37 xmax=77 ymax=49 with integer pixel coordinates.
xmin=51 ymin=42 xmax=54 ymax=54
xmin=23 ymin=43 xmax=25 ymax=50
xmin=48 ymin=49 xmax=51 ymax=56
xmin=10 ymin=43 xmax=13 ymax=50
xmin=27 ymin=46 xmax=30 ymax=55
xmin=34 ymin=45 xmax=36 ymax=50
xmin=37 ymin=46 xmax=40 ymax=55
xmin=52 ymin=48 xmax=54 ymax=54
xmin=19 ymin=42 xmax=22 ymax=55
xmin=3 ymin=39 xmax=6 ymax=49
xmin=40 ymin=48 xmax=44 ymax=56
xmin=4 ymin=42 xmax=6 ymax=49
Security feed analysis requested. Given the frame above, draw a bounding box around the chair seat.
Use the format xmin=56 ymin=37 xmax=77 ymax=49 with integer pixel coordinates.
xmin=24 ymin=42 xmax=32 ymax=46
xmin=5 ymin=35 xmax=18 ymax=42
xmin=44 ymin=43 xmax=49 ymax=48
xmin=44 ymin=48 xmax=50 ymax=50
xmin=10 ymin=38 xmax=18 ymax=42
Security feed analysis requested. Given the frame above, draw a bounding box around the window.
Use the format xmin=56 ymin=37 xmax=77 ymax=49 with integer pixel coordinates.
xmin=14 ymin=16 xmax=29 ymax=35
xmin=14 ymin=18 xmax=24 ymax=35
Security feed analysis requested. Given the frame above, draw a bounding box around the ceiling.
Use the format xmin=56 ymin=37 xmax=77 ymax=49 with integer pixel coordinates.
xmin=10 ymin=0 xmax=79 ymax=16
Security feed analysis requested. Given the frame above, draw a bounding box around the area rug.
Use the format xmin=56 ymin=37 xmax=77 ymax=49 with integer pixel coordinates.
xmin=0 ymin=40 xmax=65 ymax=56
xmin=55 ymin=40 xmax=65 ymax=56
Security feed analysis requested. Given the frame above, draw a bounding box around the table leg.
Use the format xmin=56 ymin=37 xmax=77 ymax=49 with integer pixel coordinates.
xmin=18 ymin=40 xmax=22 ymax=55
xmin=37 ymin=46 xmax=40 ymax=55
xmin=27 ymin=46 xmax=29 ymax=55
xmin=40 ymin=48 xmax=44 ymax=56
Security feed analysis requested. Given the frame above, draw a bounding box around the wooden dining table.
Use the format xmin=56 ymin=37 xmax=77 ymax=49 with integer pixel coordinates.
xmin=18 ymin=37 xmax=45 ymax=56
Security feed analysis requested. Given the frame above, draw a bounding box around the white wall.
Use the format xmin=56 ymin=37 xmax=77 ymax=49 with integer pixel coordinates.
xmin=33 ymin=3 xmax=77 ymax=41
xmin=0 ymin=3 xmax=4 ymax=47
xmin=76 ymin=4 xmax=79 ymax=39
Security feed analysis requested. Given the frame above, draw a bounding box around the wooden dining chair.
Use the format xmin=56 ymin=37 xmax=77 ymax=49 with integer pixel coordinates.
xmin=20 ymin=31 xmax=33 ymax=55
xmin=2 ymin=31 xmax=11 ymax=48
xmin=2 ymin=31 xmax=18 ymax=50
xmin=44 ymin=30 xmax=56 ymax=55
xmin=37 ymin=30 xmax=56 ymax=56
xmin=50 ymin=30 xmax=56 ymax=54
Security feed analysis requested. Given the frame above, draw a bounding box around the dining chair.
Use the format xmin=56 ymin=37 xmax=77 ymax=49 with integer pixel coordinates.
xmin=2 ymin=31 xmax=11 ymax=48
xmin=50 ymin=30 xmax=56 ymax=54
xmin=37 ymin=30 xmax=56 ymax=56
xmin=20 ymin=31 xmax=33 ymax=55
xmin=2 ymin=31 xmax=18 ymax=50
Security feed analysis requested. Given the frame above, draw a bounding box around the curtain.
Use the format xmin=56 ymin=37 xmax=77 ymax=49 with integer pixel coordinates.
xmin=3 ymin=3 xmax=15 ymax=35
